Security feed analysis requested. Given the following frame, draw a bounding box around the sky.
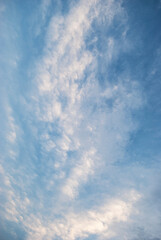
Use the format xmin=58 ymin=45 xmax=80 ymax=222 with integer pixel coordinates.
xmin=0 ymin=0 xmax=161 ymax=239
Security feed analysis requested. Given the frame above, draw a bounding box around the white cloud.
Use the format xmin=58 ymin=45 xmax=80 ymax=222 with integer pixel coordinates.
xmin=0 ymin=0 xmax=153 ymax=240
xmin=62 ymin=148 xmax=97 ymax=199
xmin=32 ymin=0 xmax=141 ymax=201
xmin=21 ymin=189 xmax=140 ymax=240
xmin=7 ymin=115 xmax=17 ymax=143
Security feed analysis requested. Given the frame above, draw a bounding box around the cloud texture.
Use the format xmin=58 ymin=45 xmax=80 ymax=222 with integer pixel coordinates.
xmin=0 ymin=0 xmax=161 ymax=239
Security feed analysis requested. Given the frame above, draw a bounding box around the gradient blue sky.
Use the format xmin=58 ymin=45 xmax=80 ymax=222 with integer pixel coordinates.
xmin=1 ymin=0 xmax=161 ymax=239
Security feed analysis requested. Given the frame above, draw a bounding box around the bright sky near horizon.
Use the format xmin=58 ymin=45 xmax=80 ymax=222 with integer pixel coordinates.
xmin=0 ymin=0 xmax=161 ymax=239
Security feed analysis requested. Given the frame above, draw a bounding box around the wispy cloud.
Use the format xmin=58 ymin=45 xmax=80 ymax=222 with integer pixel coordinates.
xmin=1 ymin=0 xmax=161 ymax=239
xmin=32 ymin=0 xmax=142 ymax=202
xmin=16 ymin=189 xmax=140 ymax=240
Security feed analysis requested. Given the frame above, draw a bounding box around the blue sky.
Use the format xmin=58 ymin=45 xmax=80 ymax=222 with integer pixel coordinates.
xmin=0 ymin=0 xmax=161 ymax=239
